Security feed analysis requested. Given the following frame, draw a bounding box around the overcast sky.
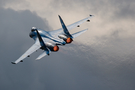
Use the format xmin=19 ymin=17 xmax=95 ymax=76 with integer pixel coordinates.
xmin=0 ymin=0 xmax=135 ymax=90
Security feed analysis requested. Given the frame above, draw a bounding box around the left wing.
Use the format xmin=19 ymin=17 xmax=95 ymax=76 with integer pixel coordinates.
xmin=11 ymin=38 xmax=41 ymax=64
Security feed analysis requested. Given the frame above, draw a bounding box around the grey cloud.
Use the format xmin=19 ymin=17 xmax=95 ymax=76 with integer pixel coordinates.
xmin=49 ymin=0 xmax=135 ymax=20
xmin=0 ymin=7 xmax=51 ymax=90
xmin=34 ymin=37 xmax=135 ymax=90
xmin=0 ymin=0 xmax=26 ymax=7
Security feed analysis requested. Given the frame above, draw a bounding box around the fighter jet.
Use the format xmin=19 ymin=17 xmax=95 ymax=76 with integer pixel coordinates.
xmin=11 ymin=15 xmax=94 ymax=64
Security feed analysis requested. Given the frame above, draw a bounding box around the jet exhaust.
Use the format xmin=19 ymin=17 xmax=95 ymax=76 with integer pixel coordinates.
xmin=58 ymin=34 xmax=73 ymax=44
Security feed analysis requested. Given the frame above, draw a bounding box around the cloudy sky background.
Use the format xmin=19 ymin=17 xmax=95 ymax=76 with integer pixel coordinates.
xmin=0 ymin=0 xmax=135 ymax=90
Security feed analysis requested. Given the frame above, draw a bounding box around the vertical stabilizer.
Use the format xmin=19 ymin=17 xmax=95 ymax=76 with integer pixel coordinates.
xmin=36 ymin=30 xmax=50 ymax=55
xmin=58 ymin=15 xmax=72 ymax=38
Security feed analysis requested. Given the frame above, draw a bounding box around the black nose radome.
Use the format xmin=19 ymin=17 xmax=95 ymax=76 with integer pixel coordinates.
xmin=29 ymin=32 xmax=35 ymax=38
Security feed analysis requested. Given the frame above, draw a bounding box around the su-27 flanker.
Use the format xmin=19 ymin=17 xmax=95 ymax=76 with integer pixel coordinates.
xmin=12 ymin=15 xmax=94 ymax=64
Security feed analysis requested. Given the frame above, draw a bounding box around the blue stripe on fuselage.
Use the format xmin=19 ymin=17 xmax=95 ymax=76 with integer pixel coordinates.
xmin=33 ymin=30 xmax=64 ymax=44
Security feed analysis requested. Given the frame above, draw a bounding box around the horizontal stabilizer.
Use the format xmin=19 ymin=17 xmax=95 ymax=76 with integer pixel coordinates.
xmin=36 ymin=51 xmax=51 ymax=60
xmin=36 ymin=52 xmax=47 ymax=60
xmin=72 ymin=28 xmax=88 ymax=38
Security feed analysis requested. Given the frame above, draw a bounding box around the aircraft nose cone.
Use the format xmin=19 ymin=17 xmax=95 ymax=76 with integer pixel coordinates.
xmin=29 ymin=32 xmax=35 ymax=38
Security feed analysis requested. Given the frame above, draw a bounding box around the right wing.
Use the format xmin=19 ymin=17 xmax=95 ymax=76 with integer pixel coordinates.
xmin=67 ymin=15 xmax=93 ymax=31
xmin=12 ymin=38 xmax=41 ymax=64
xmin=49 ymin=15 xmax=94 ymax=37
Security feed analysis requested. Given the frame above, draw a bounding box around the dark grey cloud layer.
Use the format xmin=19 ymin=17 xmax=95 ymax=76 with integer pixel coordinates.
xmin=0 ymin=0 xmax=135 ymax=90
xmin=0 ymin=7 xmax=51 ymax=90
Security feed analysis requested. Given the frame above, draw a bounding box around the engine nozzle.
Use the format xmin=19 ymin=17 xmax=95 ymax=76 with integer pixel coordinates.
xmin=66 ymin=38 xmax=73 ymax=43
xmin=53 ymin=45 xmax=59 ymax=51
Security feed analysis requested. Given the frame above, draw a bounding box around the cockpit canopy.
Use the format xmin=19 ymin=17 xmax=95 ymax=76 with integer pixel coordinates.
xmin=31 ymin=27 xmax=37 ymax=32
